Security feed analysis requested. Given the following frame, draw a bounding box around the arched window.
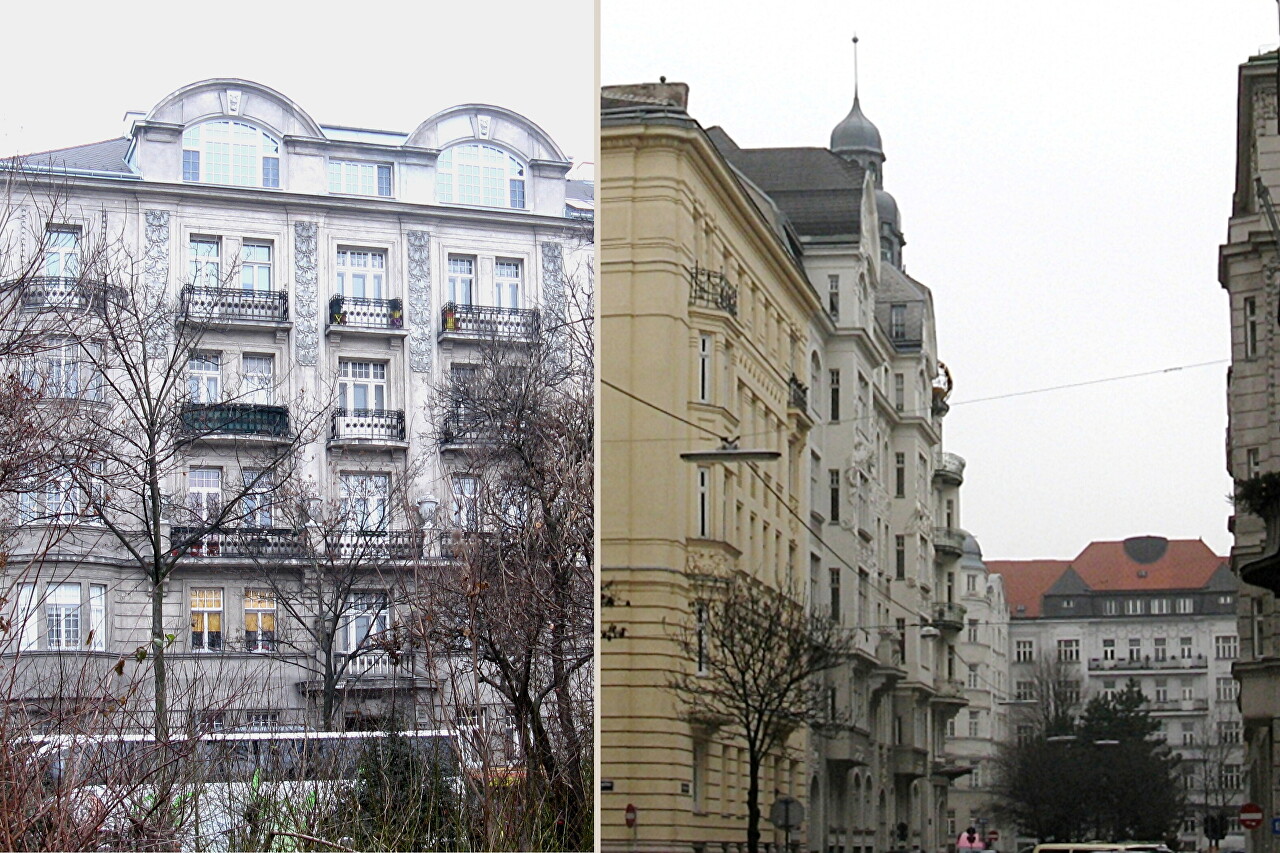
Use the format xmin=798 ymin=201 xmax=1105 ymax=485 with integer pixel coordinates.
xmin=435 ymin=143 xmax=526 ymax=209
xmin=182 ymin=121 xmax=281 ymax=188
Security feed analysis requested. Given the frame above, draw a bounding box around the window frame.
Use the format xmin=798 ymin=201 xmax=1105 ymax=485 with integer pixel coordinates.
xmin=190 ymin=587 xmax=224 ymax=652
xmin=328 ymin=159 xmax=393 ymax=198
xmin=181 ymin=120 xmax=281 ymax=188
xmin=435 ymin=142 xmax=527 ymax=209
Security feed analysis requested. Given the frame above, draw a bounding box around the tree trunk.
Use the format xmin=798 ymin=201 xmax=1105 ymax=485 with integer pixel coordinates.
xmin=151 ymin=577 xmax=168 ymax=744
xmin=747 ymin=751 xmax=762 ymax=853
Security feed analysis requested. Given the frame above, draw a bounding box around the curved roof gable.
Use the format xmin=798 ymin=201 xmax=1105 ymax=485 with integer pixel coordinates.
xmin=145 ymin=78 xmax=325 ymax=139
xmin=407 ymin=105 xmax=566 ymax=161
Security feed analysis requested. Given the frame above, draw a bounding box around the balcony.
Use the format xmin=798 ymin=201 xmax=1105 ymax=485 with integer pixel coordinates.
xmin=933 ymin=526 xmax=965 ymax=558
xmin=891 ymin=745 xmax=929 ymax=779
xmin=339 ymin=651 xmax=414 ymax=680
xmin=1087 ymin=654 xmax=1208 ymax=673
xmin=438 ymin=303 xmax=537 ymax=341
xmin=788 ymin=374 xmax=808 ymax=412
xmin=179 ymin=403 xmax=291 ymax=441
xmin=931 ymin=756 xmax=973 ymax=781
xmin=325 ymin=530 xmax=422 ymax=561
xmin=439 ymin=410 xmax=497 ymax=451
xmin=328 ymin=295 xmax=403 ymax=331
xmin=329 ymin=408 xmax=407 ymax=447
xmin=933 ymin=451 xmax=965 ymax=486
xmin=180 ymin=286 xmax=289 ymax=325
xmin=932 ymin=601 xmax=967 ymax=634
xmin=929 ymin=678 xmax=968 ymax=712
xmin=687 ymin=264 xmax=737 ymax=315
xmin=170 ymin=527 xmax=306 ymax=559
xmin=19 ymin=276 xmax=122 ymax=314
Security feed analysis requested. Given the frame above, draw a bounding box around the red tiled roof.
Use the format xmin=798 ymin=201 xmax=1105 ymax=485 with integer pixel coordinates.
xmin=1069 ymin=538 xmax=1224 ymax=591
xmin=985 ymin=560 xmax=1070 ymax=619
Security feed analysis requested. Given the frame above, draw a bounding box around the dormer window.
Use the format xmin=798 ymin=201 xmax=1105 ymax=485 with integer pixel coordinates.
xmin=182 ymin=121 xmax=281 ymax=188
xmin=436 ymin=143 xmax=526 ymax=208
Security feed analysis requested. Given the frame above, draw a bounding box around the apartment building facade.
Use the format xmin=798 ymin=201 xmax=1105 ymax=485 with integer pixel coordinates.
xmin=0 ymin=78 xmax=588 ymax=734
xmin=989 ymin=537 xmax=1244 ymax=852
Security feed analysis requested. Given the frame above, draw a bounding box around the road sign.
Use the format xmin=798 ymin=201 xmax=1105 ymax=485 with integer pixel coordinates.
xmin=1270 ymin=817 xmax=1280 ymax=836
xmin=1241 ymin=802 xmax=1264 ymax=830
xmin=989 ymin=831 xmax=1001 ymax=843
xmin=770 ymin=796 xmax=805 ymax=831
xmin=625 ymin=803 xmax=637 ymax=828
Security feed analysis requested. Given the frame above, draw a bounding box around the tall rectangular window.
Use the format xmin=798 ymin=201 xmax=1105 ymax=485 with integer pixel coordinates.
xmin=244 ymin=590 xmax=276 ymax=652
xmin=495 ymin=259 xmax=522 ymax=309
xmin=827 ymin=274 xmax=839 ymax=320
xmin=895 ymin=535 xmax=906 ymax=580
xmin=46 ymin=583 xmax=81 ymax=649
xmin=1216 ymin=676 xmax=1238 ymax=703
xmin=829 ymin=369 xmax=840 ymax=421
xmin=1155 ymin=679 xmax=1168 ymax=703
xmin=1102 ymin=638 xmax=1116 ymax=660
xmin=1247 ymin=447 xmax=1262 ymax=480
xmin=43 ymin=226 xmax=80 ymax=278
xmin=242 ymin=355 xmax=274 ymax=405
xmin=240 ymin=241 xmax=272 ymax=291
xmin=1216 ymin=635 xmax=1239 ymax=660
xmin=890 ymin=303 xmax=906 ymax=340
xmin=1128 ymin=637 xmax=1142 ymax=661
xmin=336 ymin=249 xmax=385 ymax=299
xmin=241 ymin=469 xmax=272 ymax=528
xmin=188 ymin=468 xmax=222 ymax=523
xmin=190 ymin=588 xmax=223 ymax=651
xmin=894 ymin=373 xmax=905 ymax=412
xmin=448 ymin=256 xmax=475 ymax=305
xmin=895 ymin=452 xmax=905 ymax=498
xmin=342 ymin=473 xmax=391 ymax=531
xmin=1057 ymin=638 xmax=1080 ymax=662
xmin=694 ymin=602 xmax=708 ymax=675
xmin=1176 ymin=597 xmax=1194 ymax=614
xmin=338 ymin=360 xmax=387 ymax=412
xmin=342 ymin=592 xmax=389 ymax=653
xmin=828 ymin=469 xmax=840 ymax=522
xmin=698 ymin=334 xmax=712 ymax=403
xmin=188 ymin=352 xmax=221 ymax=403
xmin=1180 ymin=636 xmax=1194 ymax=659
xmin=16 ymin=583 xmax=37 ymax=650
xmin=1245 ymin=296 xmax=1259 ymax=358
xmin=829 ymin=568 xmax=840 ymax=622
xmin=190 ymin=237 xmax=220 ymax=288
xmin=450 ymin=474 xmax=478 ymax=530
xmin=857 ymin=569 xmax=869 ymax=628
xmin=1154 ymin=637 xmax=1167 ymax=661
xmin=697 ymin=467 xmax=709 ymax=538
xmin=89 ymin=583 xmax=106 ymax=651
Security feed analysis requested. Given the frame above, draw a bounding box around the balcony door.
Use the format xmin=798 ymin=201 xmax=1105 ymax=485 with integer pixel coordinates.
xmin=338 ymin=360 xmax=386 ymax=413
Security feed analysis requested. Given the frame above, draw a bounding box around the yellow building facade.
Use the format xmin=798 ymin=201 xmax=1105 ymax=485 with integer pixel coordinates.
xmin=601 ymin=82 xmax=823 ymax=853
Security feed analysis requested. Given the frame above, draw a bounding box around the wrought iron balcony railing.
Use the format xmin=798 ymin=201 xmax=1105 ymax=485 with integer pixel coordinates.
xmin=788 ymin=374 xmax=809 ymax=411
xmin=328 ymin=295 xmax=402 ymax=330
xmin=180 ymin=286 xmax=289 ymax=323
xmin=330 ymin=408 xmax=406 ymax=442
xmin=439 ymin=410 xmax=497 ymax=448
xmin=179 ymin=403 xmax=291 ymax=439
xmin=325 ymin=530 xmax=421 ymax=560
xmin=170 ymin=526 xmax=307 ymax=558
xmin=18 ymin=276 xmax=122 ymax=313
xmin=339 ymin=650 xmax=414 ymax=678
xmin=439 ymin=302 xmax=538 ymax=340
xmin=688 ymin=264 xmax=737 ymax=315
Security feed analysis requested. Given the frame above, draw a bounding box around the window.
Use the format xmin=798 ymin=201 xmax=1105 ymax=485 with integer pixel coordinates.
xmin=698 ymin=334 xmax=711 ymax=403
xmin=25 ymin=339 xmax=104 ymax=402
xmin=1181 ymin=721 xmax=1195 ymax=746
xmin=1180 ymin=636 xmax=1194 ymax=659
xmin=1059 ymin=680 xmax=1081 ymax=705
xmin=1219 ymin=719 xmax=1242 ymax=744
xmin=857 ymin=569 xmax=869 ymax=628
xmin=187 ymin=468 xmax=222 ymax=524
xmin=829 ymin=568 xmax=841 ymax=622
xmin=895 ymin=452 xmax=905 ymax=498
xmin=338 ymin=360 xmax=386 ymax=412
xmin=1154 ymin=680 xmax=1168 ymax=703
xmin=890 ymin=303 xmax=906 ymax=340
xmin=1015 ymin=680 xmax=1034 ymax=701
xmin=328 ymin=160 xmax=392 ymax=197
xmin=968 ymin=710 xmax=979 ymax=738
xmin=182 ymin=121 xmax=280 ymax=187
xmin=89 ymin=584 xmax=106 ymax=651
xmin=946 ymin=717 xmax=956 ymax=738
xmin=1217 ymin=676 xmax=1239 ymax=703
xmin=1181 ymin=679 xmax=1194 ymax=701
xmin=16 ymin=584 xmax=36 ymax=650
xmin=246 ymin=711 xmax=280 ymax=729
xmin=895 ymin=535 xmax=905 ymax=579
xmin=448 ymin=256 xmax=474 ymax=305
xmin=43 ymin=226 xmax=80 ymax=277
xmin=1151 ymin=598 xmax=1170 ymax=615
xmin=244 ymin=590 xmax=276 ymax=652
xmin=1103 ymin=598 xmax=1118 ymax=615
xmin=190 ymin=237 xmax=220 ymax=288
xmin=1101 ymin=679 xmax=1117 ymax=700
xmin=1102 ymin=638 xmax=1116 ymax=660
xmin=336 ymin=249 xmax=385 ymax=299
xmin=828 ymin=274 xmax=839 ymax=319
xmin=1057 ymin=638 xmax=1080 ymax=662
xmin=1125 ymin=598 xmax=1143 ymax=615
xmin=1015 ymin=639 xmax=1034 ymax=662
xmin=451 ymin=475 xmax=478 ymax=530
xmin=436 ymin=143 xmax=526 ymax=208
xmin=241 ymin=242 xmax=272 ymax=291
xmin=341 ymin=473 xmax=390 ymax=531
xmin=1216 ymin=635 xmax=1239 ymax=660
xmin=341 ymin=591 xmax=389 ymax=653
xmin=829 ymin=369 xmax=840 ymax=421
xmin=828 ymin=469 xmax=840 ymax=522
xmin=190 ymin=588 xmax=223 ymax=651
xmin=46 ymin=583 xmax=81 ymax=649
xmin=188 ymin=352 xmax=221 ymax=403
xmin=1245 ymin=296 xmax=1259 ymax=358
xmin=965 ymin=573 xmax=977 ymax=594
xmin=19 ymin=463 xmax=95 ymax=523
xmin=1153 ymin=637 xmax=1167 ymax=661
xmin=968 ymin=664 xmax=979 ymax=689
xmin=1128 ymin=638 xmax=1142 ymax=661
xmin=495 ymin=259 xmax=522 ymax=309
xmin=1222 ymin=763 xmax=1243 ymax=790
xmin=242 ymin=355 xmax=274 ymax=405
xmin=967 ymin=619 xmax=978 ymax=643
xmin=1247 ymin=447 xmax=1262 ymax=480
xmin=1176 ymin=597 xmax=1194 ymax=614
xmin=697 ymin=467 xmax=709 ymax=538
xmin=241 ymin=469 xmax=272 ymax=528
xmin=893 ymin=373 xmax=904 ymax=411
xmin=694 ymin=602 xmax=708 ymax=674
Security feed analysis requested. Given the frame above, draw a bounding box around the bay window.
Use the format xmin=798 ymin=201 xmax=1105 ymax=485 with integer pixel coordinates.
xmin=46 ymin=583 xmax=81 ymax=650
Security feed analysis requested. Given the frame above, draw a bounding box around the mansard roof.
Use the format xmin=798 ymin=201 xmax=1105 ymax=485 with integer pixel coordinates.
xmin=9 ymin=138 xmax=133 ymax=175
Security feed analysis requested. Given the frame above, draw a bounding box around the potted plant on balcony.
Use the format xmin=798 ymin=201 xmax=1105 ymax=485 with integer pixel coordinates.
xmin=388 ymin=298 xmax=403 ymax=329
xmin=1234 ymin=471 xmax=1280 ymax=593
xmin=442 ymin=302 xmax=457 ymax=331
xmin=329 ymin=294 xmax=346 ymax=325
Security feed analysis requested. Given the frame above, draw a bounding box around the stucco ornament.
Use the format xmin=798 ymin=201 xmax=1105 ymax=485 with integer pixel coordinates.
xmin=142 ymin=210 xmax=172 ymax=357
xmin=406 ymin=230 xmax=432 ymax=373
xmin=293 ymin=222 xmax=319 ymax=366
xmin=847 ymin=438 xmax=873 ymax=483
xmin=1252 ymin=85 xmax=1278 ymax=180
xmin=227 ymin=90 xmax=243 ymax=115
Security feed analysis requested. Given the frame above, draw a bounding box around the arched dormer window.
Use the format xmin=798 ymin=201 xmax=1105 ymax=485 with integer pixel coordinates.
xmin=182 ymin=121 xmax=280 ymax=188
xmin=435 ymin=143 xmax=526 ymax=209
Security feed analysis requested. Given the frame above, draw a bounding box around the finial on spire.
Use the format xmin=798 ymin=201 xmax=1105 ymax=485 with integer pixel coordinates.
xmin=852 ymin=33 xmax=860 ymax=99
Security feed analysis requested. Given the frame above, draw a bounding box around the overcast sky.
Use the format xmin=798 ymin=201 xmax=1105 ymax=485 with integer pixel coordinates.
xmin=602 ymin=1 xmax=1275 ymax=561
xmin=0 ymin=2 xmax=594 ymax=167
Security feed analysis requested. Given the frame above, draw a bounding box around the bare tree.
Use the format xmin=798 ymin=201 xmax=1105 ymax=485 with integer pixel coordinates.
xmin=667 ymin=568 xmax=857 ymax=853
